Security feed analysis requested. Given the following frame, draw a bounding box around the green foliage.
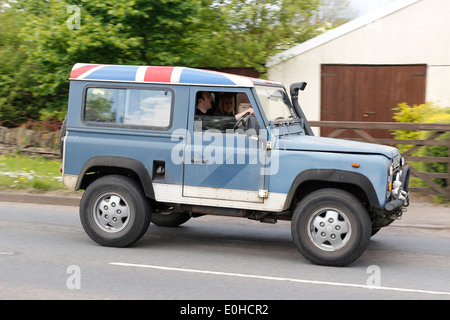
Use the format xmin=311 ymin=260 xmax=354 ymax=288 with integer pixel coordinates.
xmin=392 ymin=102 xmax=444 ymax=123
xmin=392 ymin=102 xmax=449 ymax=194
xmin=0 ymin=0 xmax=352 ymax=127
xmin=196 ymin=0 xmax=345 ymax=71
xmin=1 ymin=0 xmax=207 ymax=127
xmin=0 ymin=5 xmax=36 ymax=127
xmin=418 ymin=113 xmax=449 ymax=188
xmin=391 ymin=102 xmax=444 ymax=152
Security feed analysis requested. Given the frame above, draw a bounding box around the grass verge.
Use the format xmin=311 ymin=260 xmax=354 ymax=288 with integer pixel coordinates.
xmin=0 ymin=155 xmax=68 ymax=193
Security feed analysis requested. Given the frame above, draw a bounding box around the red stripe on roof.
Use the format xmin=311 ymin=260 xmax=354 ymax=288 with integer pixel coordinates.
xmin=70 ymin=64 xmax=101 ymax=78
xmin=144 ymin=66 xmax=174 ymax=83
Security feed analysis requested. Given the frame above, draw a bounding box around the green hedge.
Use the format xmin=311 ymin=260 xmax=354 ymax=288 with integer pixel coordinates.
xmin=392 ymin=102 xmax=449 ymax=199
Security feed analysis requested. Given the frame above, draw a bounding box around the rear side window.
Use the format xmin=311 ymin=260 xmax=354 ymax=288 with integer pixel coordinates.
xmin=84 ymin=87 xmax=173 ymax=129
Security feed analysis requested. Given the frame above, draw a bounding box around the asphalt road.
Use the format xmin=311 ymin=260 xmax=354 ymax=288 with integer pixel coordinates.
xmin=1 ymin=201 xmax=450 ymax=302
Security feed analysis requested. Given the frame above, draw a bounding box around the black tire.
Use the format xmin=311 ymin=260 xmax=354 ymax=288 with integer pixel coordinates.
xmin=151 ymin=211 xmax=191 ymax=227
xmin=80 ymin=175 xmax=151 ymax=247
xmin=291 ymin=188 xmax=372 ymax=267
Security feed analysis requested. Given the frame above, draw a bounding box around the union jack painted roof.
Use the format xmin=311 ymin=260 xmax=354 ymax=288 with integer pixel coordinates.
xmin=70 ymin=63 xmax=280 ymax=87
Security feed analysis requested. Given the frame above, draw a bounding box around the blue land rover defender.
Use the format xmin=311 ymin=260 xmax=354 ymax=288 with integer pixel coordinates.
xmin=62 ymin=63 xmax=410 ymax=266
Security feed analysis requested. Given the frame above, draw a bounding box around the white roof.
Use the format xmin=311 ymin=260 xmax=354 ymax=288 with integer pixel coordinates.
xmin=267 ymin=0 xmax=421 ymax=67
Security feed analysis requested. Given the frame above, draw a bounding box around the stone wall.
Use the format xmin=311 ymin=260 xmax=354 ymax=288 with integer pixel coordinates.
xmin=0 ymin=126 xmax=61 ymax=158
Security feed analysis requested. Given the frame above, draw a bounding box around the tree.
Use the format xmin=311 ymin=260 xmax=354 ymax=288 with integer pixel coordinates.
xmin=0 ymin=1 xmax=36 ymax=126
xmin=0 ymin=0 xmax=353 ymax=127
xmin=193 ymin=0 xmax=320 ymax=70
xmin=193 ymin=0 xmax=353 ymax=71
xmin=6 ymin=0 xmax=206 ymax=123
xmin=318 ymin=0 xmax=356 ymax=27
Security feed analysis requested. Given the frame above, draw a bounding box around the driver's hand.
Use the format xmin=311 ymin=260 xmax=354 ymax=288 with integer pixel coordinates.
xmin=235 ymin=108 xmax=253 ymax=120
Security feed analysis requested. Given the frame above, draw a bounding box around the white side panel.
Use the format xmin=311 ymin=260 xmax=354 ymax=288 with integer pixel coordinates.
xmin=183 ymin=185 xmax=263 ymax=203
xmin=153 ymin=183 xmax=287 ymax=212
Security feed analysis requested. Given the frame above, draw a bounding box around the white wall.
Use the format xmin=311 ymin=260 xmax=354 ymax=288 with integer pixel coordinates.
xmin=268 ymin=0 xmax=450 ymax=122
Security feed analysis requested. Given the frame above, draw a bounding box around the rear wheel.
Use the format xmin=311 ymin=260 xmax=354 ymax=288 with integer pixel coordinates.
xmin=80 ymin=175 xmax=151 ymax=247
xmin=291 ymin=188 xmax=372 ymax=267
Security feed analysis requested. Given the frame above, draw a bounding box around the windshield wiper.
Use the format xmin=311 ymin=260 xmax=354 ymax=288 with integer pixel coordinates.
xmin=275 ymin=116 xmax=299 ymax=124
xmin=287 ymin=116 xmax=301 ymax=123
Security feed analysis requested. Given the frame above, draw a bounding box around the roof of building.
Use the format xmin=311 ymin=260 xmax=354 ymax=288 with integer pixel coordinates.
xmin=70 ymin=63 xmax=280 ymax=87
xmin=267 ymin=0 xmax=421 ymax=67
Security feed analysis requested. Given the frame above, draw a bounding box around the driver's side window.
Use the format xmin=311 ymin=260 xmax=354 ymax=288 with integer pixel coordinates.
xmin=194 ymin=91 xmax=255 ymax=133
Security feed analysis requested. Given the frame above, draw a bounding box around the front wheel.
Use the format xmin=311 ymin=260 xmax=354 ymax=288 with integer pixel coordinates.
xmin=80 ymin=175 xmax=151 ymax=247
xmin=291 ymin=189 xmax=372 ymax=267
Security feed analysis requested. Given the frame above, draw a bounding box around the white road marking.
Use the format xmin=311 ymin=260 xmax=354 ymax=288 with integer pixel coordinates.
xmin=109 ymin=262 xmax=450 ymax=296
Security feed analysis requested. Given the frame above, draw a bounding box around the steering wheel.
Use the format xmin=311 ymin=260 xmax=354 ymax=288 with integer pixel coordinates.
xmin=233 ymin=111 xmax=250 ymax=131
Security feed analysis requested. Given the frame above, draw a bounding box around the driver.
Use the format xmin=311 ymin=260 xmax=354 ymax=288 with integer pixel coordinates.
xmin=234 ymin=97 xmax=258 ymax=132
xmin=235 ymin=105 xmax=254 ymax=120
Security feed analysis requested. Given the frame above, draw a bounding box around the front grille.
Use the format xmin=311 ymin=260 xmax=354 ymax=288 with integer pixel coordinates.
xmin=392 ymin=156 xmax=400 ymax=171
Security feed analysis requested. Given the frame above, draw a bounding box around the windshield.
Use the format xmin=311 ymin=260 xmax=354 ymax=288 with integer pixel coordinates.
xmin=255 ymin=85 xmax=295 ymax=122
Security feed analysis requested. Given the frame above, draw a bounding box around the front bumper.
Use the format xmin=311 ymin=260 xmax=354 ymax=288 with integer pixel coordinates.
xmin=385 ymin=165 xmax=411 ymax=212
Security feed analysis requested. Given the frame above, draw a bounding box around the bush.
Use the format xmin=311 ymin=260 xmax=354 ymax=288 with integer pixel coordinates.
xmin=392 ymin=102 xmax=443 ymax=153
xmin=392 ymin=102 xmax=449 ymax=201
xmin=418 ymin=113 xmax=449 ymax=188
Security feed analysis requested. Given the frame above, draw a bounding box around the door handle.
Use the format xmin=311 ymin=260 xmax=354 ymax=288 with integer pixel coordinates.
xmin=191 ymin=158 xmax=208 ymax=164
xmin=363 ymin=111 xmax=377 ymax=118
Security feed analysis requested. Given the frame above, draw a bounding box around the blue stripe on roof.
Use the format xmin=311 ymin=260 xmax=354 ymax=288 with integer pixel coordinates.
xmin=179 ymin=68 xmax=236 ymax=85
xmin=84 ymin=65 xmax=139 ymax=81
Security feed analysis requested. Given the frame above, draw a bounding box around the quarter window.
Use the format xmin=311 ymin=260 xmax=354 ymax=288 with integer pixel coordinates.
xmin=85 ymin=87 xmax=172 ymax=128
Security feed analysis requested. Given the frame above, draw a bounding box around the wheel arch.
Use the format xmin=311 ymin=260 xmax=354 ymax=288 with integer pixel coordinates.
xmin=76 ymin=156 xmax=155 ymax=199
xmin=285 ymin=169 xmax=381 ymax=212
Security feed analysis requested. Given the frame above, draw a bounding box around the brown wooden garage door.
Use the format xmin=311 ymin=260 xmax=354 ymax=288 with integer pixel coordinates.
xmin=320 ymin=64 xmax=427 ymax=138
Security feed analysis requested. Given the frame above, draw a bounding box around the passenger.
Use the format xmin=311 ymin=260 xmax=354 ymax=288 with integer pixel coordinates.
xmin=216 ymin=93 xmax=235 ymax=116
xmin=195 ymin=91 xmax=214 ymax=115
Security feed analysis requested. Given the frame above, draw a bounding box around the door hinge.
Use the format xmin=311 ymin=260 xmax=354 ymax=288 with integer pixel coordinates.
xmin=258 ymin=189 xmax=269 ymax=199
